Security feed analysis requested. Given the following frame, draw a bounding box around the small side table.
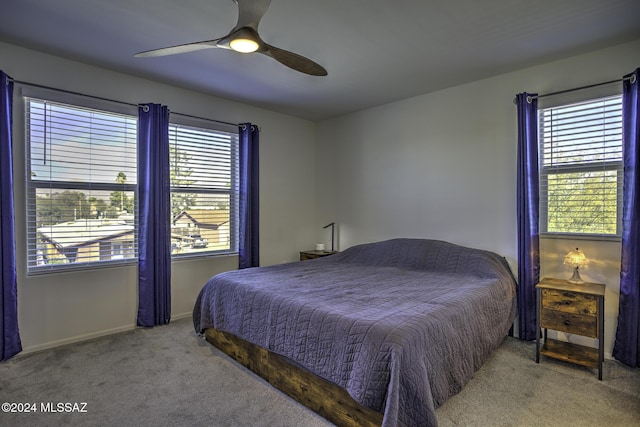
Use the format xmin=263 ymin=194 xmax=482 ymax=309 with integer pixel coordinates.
xmin=300 ymin=250 xmax=338 ymax=261
xmin=536 ymin=277 xmax=605 ymax=380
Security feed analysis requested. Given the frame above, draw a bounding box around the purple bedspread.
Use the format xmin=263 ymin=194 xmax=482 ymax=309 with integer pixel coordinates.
xmin=193 ymin=238 xmax=517 ymax=427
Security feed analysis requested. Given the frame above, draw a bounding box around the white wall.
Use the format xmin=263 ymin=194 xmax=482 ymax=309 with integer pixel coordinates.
xmin=316 ymin=39 xmax=640 ymax=358
xmin=1 ymin=42 xmax=318 ymax=353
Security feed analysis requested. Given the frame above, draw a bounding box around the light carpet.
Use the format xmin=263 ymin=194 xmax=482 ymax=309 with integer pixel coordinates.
xmin=0 ymin=317 xmax=638 ymax=426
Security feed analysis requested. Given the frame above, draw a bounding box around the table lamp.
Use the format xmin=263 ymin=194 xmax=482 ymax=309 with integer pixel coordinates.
xmin=564 ymin=248 xmax=589 ymax=284
xmin=323 ymin=222 xmax=335 ymax=252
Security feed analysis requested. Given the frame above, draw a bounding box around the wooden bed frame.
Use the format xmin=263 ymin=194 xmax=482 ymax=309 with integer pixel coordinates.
xmin=204 ymin=328 xmax=384 ymax=427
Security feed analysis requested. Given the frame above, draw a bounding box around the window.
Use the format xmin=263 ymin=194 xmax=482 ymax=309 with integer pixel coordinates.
xmin=26 ymin=97 xmax=138 ymax=272
xmin=168 ymin=121 xmax=239 ymax=256
xmin=538 ymin=95 xmax=623 ymax=237
xmin=25 ymin=91 xmax=239 ymax=273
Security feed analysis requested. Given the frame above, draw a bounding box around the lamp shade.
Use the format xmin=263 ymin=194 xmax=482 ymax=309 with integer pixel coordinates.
xmin=563 ymin=248 xmax=588 ymax=268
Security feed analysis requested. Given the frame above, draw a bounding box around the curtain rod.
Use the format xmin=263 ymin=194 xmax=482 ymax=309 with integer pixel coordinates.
xmin=513 ymin=74 xmax=636 ymax=104
xmin=8 ymin=77 xmax=241 ymax=128
xmin=532 ymin=77 xmax=630 ymax=100
xmin=514 ymin=74 xmax=635 ymax=104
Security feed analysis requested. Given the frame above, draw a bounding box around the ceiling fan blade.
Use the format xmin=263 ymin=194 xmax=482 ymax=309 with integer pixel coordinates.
xmin=264 ymin=45 xmax=327 ymax=76
xmin=234 ymin=0 xmax=271 ymax=29
xmin=135 ymin=39 xmax=221 ymax=57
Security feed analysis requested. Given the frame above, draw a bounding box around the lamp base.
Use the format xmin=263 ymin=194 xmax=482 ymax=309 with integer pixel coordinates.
xmin=568 ymin=267 xmax=584 ymax=284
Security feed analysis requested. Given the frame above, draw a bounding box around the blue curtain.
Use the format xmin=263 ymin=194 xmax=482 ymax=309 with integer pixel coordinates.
xmin=613 ymin=68 xmax=640 ymax=368
xmin=238 ymin=123 xmax=259 ymax=269
xmin=1 ymin=71 xmax=22 ymax=361
xmin=137 ymin=104 xmax=171 ymax=327
xmin=516 ymin=92 xmax=540 ymax=341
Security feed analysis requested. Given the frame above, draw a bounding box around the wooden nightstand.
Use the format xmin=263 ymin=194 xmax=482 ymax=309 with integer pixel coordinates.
xmin=536 ymin=277 xmax=605 ymax=380
xmin=299 ymin=250 xmax=338 ymax=261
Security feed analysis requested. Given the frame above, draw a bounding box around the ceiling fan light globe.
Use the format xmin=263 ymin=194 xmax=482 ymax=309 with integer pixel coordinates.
xmin=230 ymin=38 xmax=259 ymax=53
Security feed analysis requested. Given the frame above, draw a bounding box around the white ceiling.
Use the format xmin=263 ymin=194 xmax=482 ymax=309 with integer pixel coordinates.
xmin=2 ymin=0 xmax=640 ymax=121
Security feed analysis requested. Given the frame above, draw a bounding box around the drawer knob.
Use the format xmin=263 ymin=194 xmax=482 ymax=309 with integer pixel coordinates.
xmin=564 ymin=320 xmax=571 ymax=326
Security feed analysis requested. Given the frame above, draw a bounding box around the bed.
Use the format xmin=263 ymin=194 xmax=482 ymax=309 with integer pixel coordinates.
xmin=193 ymin=238 xmax=517 ymax=427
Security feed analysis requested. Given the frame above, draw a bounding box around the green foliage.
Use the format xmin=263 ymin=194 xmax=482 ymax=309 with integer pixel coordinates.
xmin=36 ymin=190 xmax=92 ymax=227
xmin=109 ymin=190 xmax=134 ymax=213
xmin=170 ymin=144 xmax=196 ymax=218
xmin=88 ymin=196 xmax=110 ymax=218
xmin=110 ymin=172 xmax=134 ymax=213
xmin=546 ymin=170 xmax=617 ymax=234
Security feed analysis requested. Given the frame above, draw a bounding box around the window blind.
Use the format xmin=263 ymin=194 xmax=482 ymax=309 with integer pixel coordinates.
xmin=169 ymin=123 xmax=239 ymax=255
xmin=538 ymin=95 xmax=623 ymax=236
xmin=26 ymin=98 xmax=138 ymax=271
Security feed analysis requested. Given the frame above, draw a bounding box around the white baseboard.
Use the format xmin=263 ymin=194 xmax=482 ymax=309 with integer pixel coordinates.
xmin=171 ymin=311 xmax=192 ymax=320
xmin=18 ymin=312 xmax=192 ymax=357
xmin=19 ymin=324 xmax=136 ymax=356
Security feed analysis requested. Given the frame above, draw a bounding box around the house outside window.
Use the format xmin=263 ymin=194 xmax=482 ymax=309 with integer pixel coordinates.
xmin=538 ymin=94 xmax=623 ymax=238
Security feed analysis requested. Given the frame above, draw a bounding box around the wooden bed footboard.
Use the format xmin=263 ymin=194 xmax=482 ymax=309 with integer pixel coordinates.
xmin=204 ymin=328 xmax=383 ymax=427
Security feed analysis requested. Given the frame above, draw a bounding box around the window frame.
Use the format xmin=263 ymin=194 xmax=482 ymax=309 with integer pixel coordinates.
xmin=168 ymin=115 xmax=240 ymax=258
xmin=537 ymin=93 xmax=623 ymax=240
xmin=24 ymin=88 xmax=139 ymax=274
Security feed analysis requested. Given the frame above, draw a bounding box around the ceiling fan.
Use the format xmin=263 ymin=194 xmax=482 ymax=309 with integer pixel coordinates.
xmin=135 ymin=0 xmax=327 ymax=76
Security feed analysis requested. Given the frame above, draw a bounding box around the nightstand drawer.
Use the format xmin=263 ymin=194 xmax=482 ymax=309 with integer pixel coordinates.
xmin=541 ymin=289 xmax=597 ymax=316
xmin=540 ymin=308 xmax=598 ymax=338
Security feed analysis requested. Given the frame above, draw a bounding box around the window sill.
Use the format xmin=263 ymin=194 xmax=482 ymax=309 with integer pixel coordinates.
xmin=171 ymin=251 xmax=238 ymax=263
xmin=27 ymin=258 xmax=138 ymax=277
xmin=540 ymin=233 xmax=621 ymax=243
xmin=27 ymin=252 xmax=239 ymax=276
